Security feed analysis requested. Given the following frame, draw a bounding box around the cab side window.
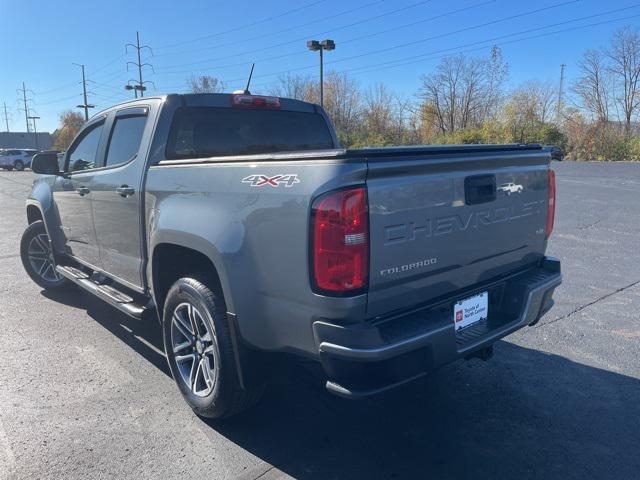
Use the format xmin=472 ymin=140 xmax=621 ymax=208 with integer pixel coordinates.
xmin=67 ymin=122 xmax=104 ymax=172
xmin=104 ymin=114 xmax=147 ymax=168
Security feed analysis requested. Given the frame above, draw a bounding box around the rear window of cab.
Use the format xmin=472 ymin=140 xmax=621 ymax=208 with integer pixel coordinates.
xmin=166 ymin=106 xmax=334 ymax=159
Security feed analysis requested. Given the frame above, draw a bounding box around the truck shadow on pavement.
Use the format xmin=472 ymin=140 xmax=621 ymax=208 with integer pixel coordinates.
xmin=43 ymin=288 xmax=640 ymax=480
xmin=41 ymin=288 xmax=170 ymax=376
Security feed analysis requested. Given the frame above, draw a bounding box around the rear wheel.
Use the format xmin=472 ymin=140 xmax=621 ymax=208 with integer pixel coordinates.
xmin=20 ymin=221 xmax=68 ymax=290
xmin=14 ymin=160 xmax=24 ymax=171
xmin=163 ymin=277 xmax=264 ymax=418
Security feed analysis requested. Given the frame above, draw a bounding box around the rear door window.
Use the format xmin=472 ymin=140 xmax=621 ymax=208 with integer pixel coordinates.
xmin=166 ymin=107 xmax=334 ymax=159
xmin=104 ymin=114 xmax=147 ymax=167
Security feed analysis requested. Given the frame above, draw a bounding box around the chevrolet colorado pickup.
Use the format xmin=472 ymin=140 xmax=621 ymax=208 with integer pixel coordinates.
xmin=22 ymin=93 xmax=561 ymax=418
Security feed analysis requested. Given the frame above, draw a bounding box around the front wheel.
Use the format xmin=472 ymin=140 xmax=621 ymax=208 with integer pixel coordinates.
xmin=14 ymin=160 xmax=24 ymax=171
xmin=20 ymin=220 xmax=68 ymax=290
xmin=163 ymin=277 xmax=264 ymax=418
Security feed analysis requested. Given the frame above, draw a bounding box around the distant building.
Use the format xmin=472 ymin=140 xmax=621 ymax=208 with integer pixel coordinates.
xmin=0 ymin=132 xmax=53 ymax=150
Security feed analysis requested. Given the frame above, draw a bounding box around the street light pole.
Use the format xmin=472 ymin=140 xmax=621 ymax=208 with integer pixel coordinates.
xmin=125 ymin=82 xmax=138 ymax=99
xmin=307 ymin=39 xmax=335 ymax=108
xmin=319 ymin=47 xmax=324 ymax=108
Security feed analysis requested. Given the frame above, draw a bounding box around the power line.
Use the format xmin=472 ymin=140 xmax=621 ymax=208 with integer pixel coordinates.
xmin=36 ymin=80 xmax=79 ymax=97
xmin=153 ymin=0 xmax=386 ymax=59
xmin=88 ymin=53 xmax=127 ymax=77
xmin=126 ymin=31 xmax=154 ymax=97
xmin=20 ymin=2 xmax=639 ymax=109
xmin=193 ymin=0 xmax=585 ymax=86
xmin=311 ymin=0 xmax=581 ymax=70
xmin=155 ymin=0 xmax=328 ymax=50
xmin=238 ymin=8 xmax=640 ymax=91
xmin=35 ymin=93 xmax=82 ymax=107
xmin=156 ymin=5 xmax=636 ymax=93
xmin=335 ymin=8 xmax=640 ymax=77
xmin=157 ymin=0 xmax=495 ymax=77
xmin=34 ymin=54 xmax=127 ymax=97
xmin=155 ymin=0 xmax=438 ymax=72
xmin=91 ymin=80 xmax=131 ymax=94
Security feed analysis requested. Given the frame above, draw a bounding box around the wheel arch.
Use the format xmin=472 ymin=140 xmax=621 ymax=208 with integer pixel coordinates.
xmin=26 ymin=178 xmax=66 ymax=254
xmin=149 ymin=240 xmax=233 ymax=320
xmin=26 ymin=203 xmax=44 ymax=224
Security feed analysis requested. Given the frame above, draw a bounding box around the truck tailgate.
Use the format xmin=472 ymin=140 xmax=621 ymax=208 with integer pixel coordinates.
xmin=364 ymin=146 xmax=550 ymax=318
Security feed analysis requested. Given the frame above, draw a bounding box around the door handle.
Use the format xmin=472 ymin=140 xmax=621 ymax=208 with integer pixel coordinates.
xmin=116 ymin=185 xmax=135 ymax=197
xmin=75 ymin=186 xmax=90 ymax=196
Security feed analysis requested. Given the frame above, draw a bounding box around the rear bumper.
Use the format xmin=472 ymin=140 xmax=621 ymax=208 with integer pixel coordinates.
xmin=313 ymin=256 xmax=562 ymax=398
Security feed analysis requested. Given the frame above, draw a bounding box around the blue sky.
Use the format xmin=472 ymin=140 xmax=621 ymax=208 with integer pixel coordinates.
xmin=1 ymin=0 xmax=638 ymax=133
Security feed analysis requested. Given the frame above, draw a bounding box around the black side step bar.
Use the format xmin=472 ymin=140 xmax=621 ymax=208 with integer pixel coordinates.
xmin=56 ymin=265 xmax=146 ymax=319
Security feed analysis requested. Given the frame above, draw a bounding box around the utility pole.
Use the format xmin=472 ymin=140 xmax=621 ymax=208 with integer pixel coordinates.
xmin=557 ymin=63 xmax=566 ymax=123
xmin=2 ymin=102 xmax=9 ymax=132
xmin=27 ymin=116 xmax=40 ymax=150
xmin=73 ymin=63 xmax=95 ymax=121
xmin=126 ymin=31 xmax=154 ymax=97
xmin=18 ymin=82 xmax=31 ymax=133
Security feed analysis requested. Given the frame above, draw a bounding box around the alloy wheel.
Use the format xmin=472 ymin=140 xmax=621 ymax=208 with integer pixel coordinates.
xmin=27 ymin=233 xmax=61 ymax=282
xmin=171 ymin=302 xmax=217 ymax=397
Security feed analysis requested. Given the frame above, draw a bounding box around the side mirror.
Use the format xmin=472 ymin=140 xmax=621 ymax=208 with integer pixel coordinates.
xmin=31 ymin=153 xmax=61 ymax=175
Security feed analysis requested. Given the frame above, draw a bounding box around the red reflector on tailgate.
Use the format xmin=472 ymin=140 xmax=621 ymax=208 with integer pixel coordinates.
xmin=546 ymin=169 xmax=556 ymax=237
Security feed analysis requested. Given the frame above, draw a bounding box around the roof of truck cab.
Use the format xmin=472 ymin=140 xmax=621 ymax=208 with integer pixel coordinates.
xmin=90 ymin=95 xmax=168 ymax=119
xmin=180 ymin=93 xmax=319 ymax=112
xmin=90 ymin=93 xmax=320 ymax=120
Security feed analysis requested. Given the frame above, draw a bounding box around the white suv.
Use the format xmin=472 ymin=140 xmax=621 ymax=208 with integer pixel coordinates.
xmin=0 ymin=149 xmax=38 ymax=171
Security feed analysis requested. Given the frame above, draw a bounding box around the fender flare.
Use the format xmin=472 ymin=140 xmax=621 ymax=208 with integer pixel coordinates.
xmin=148 ymin=231 xmax=236 ymax=315
xmin=26 ymin=181 xmax=66 ymax=254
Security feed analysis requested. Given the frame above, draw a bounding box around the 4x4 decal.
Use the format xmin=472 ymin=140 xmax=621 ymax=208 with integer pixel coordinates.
xmin=242 ymin=174 xmax=300 ymax=187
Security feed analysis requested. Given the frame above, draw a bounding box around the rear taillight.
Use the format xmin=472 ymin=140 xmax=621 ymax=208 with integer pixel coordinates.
xmin=546 ymin=169 xmax=556 ymax=237
xmin=231 ymin=94 xmax=280 ymax=109
xmin=311 ymin=187 xmax=369 ymax=294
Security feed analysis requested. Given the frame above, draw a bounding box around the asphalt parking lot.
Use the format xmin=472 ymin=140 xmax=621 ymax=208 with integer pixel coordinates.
xmin=0 ymin=161 xmax=639 ymax=480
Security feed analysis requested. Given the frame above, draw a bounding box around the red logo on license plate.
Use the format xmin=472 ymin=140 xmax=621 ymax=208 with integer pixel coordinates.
xmin=455 ymin=310 xmax=463 ymax=322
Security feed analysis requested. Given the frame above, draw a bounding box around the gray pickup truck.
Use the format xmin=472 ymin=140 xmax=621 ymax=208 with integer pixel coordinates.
xmin=22 ymin=93 xmax=561 ymax=418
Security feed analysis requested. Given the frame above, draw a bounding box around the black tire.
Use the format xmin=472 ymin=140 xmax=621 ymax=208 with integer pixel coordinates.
xmin=5 ymin=166 xmax=13 ymax=171
xmin=163 ymin=277 xmax=264 ymax=418
xmin=14 ymin=160 xmax=24 ymax=171
xmin=20 ymin=220 xmax=69 ymax=290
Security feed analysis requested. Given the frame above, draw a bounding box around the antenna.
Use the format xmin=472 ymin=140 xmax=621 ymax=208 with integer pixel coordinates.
xmin=244 ymin=63 xmax=255 ymax=95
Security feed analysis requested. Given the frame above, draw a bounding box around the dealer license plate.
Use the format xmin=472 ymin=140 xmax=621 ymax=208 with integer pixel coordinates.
xmin=453 ymin=291 xmax=488 ymax=332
